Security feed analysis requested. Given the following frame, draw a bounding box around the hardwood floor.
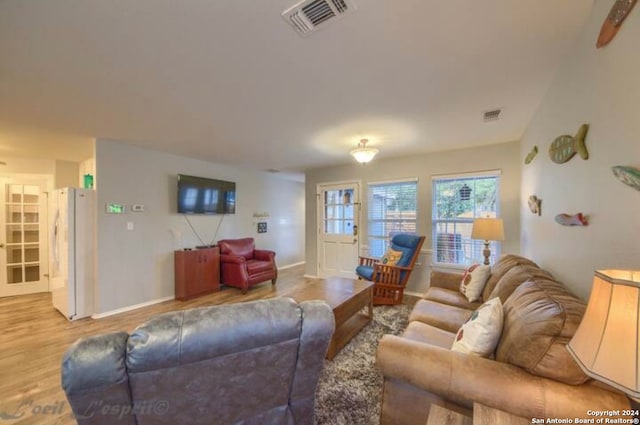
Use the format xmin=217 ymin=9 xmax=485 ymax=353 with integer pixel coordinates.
xmin=0 ymin=265 xmax=314 ymax=425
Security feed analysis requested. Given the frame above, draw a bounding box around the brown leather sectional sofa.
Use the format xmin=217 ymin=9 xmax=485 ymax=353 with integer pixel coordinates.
xmin=377 ymin=254 xmax=629 ymax=425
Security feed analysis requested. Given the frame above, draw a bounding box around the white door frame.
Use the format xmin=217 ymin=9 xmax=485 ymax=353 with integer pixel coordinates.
xmin=316 ymin=180 xmax=361 ymax=279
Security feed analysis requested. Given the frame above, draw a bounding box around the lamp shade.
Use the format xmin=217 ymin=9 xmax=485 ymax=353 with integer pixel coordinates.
xmin=350 ymin=139 xmax=379 ymax=164
xmin=567 ymin=270 xmax=640 ymax=398
xmin=470 ymin=218 xmax=505 ymax=241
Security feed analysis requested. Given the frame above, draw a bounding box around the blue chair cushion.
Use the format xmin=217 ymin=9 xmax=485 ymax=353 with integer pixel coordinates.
xmin=390 ymin=234 xmax=422 ymax=267
xmin=355 ymin=265 xmax=374 ymax=281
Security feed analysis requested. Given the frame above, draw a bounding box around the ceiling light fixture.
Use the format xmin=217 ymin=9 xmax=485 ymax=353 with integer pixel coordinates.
xmin=350 ymin=139 xmax=379 ymax=164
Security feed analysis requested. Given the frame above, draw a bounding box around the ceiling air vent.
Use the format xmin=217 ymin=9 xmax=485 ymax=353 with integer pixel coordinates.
xmin=483 ymin=108 xmax=503 ymax=122
xmin=282 ymin=0 xmax=356 ymax=36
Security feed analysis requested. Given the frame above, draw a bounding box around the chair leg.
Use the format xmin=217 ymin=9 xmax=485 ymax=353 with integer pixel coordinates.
xmin=271 ymin=278 xmax=277 ymax=286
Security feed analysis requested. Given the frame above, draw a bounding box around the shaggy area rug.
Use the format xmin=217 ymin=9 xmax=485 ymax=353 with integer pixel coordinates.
xmin=314 ymin=304 xmax=412 ymax=425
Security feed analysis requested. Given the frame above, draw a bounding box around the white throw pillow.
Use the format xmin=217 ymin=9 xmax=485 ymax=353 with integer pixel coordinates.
xmin=451 ymin=297 xmax=504 ymax=358
xmin=459 ymin=264 xmax=491 ymax=302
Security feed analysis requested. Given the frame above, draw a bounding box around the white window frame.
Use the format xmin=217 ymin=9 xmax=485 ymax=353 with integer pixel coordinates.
xmin=431 ymin=170 xmax=502 ymax=266
xmin=367 ymin=178 xmax=418 ymax=258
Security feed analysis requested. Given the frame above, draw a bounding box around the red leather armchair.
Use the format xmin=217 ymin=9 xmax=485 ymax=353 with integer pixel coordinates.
xmin=218 ymin=238 xmax=277 ymax=294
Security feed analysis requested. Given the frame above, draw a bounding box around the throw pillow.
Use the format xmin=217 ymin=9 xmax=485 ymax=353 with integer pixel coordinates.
xmin=380 ymin=248 xmax=403 ymax=266
xmin=459 ymin=264 xmax=491 ymax=302
xmin=451 ymin=297 xmax=504 ymax=357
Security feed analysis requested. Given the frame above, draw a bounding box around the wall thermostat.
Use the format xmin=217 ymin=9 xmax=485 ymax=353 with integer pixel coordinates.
xmin=106 ymin=203 xmax=125 ymax=214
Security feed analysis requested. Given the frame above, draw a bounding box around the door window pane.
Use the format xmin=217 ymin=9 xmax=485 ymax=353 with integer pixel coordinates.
xmin=323 ymin=188 xmax=356 ymax=236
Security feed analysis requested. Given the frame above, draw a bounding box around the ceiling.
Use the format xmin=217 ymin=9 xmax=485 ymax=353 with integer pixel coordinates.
xmin=0 ymin=0 xmax=593 ymax=173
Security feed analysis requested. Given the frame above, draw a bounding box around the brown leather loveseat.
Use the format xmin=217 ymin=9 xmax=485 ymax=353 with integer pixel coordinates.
xmin=376 ymin=254 xmax=629 ymax=425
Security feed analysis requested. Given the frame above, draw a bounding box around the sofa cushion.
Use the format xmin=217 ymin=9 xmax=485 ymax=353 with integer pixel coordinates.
xmin=487 ymin=264 xmax=553 ymax=304
xmin=355 ymin=265 xmax=374 ymax=281
xmin=402 ymin=321 xmax=456 ymax=348
xmin=246 ymin=259 xmax=274 ymax=275
xmin=496 ymin=279 xmax=589 ymax=385
xmin=460 ymin=264 xmax=491 ymax=302
xmin=390 ymin=234 xmax=422 ymax=267
xmin=409 ymin=299 xmax=474 ymax=333
xmin=451 ymin=297 xmax=503 ymax=358
xmin=481 ymin=254 xmax=540 ymax=301
xmin=424 ymin=287 xmax=483 ymax=310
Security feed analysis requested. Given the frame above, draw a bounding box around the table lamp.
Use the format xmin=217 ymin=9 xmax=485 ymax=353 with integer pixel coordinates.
xmin=567 ymin=270 xmax=640 ymax=411
xmin=470 ymin=218 xmax=504 ymax=265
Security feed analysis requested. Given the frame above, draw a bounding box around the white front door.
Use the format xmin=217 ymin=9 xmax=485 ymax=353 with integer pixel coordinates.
xmin=0 ymin=176 xmax=50 ymax=297
xmin=317 ymin=181 xmax=360 ymax=278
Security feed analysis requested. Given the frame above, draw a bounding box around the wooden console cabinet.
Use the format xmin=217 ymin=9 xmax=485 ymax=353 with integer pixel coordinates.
xmin=175 ymin=246 xmax=220 ymax=300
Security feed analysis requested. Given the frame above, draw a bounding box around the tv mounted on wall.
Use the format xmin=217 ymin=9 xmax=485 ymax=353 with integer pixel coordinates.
xmin=177 ymin=174 xmax=236 ymax=214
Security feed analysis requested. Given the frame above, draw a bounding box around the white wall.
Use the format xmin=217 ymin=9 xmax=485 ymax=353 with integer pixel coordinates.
xmin=521 ymin=0 xmax=640 ymax=300
xmin=305 ymin=141 xmax=521 ymax=294
xmin=94 ymin=139 xmax=305 ymax=314
xmin=54 ymin=160 xmax=79 ymax=189
xmin=0 ymin=157 xmax=55 ymax=175
xmin=0 ymin=158 xmax=84 ymax=190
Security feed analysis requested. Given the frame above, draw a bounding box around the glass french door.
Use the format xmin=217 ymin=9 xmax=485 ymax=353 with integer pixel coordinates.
xmin=0 ymin=178 xmax=49 ymax=297
xmin=317 ymin=181 xmax=360 ymax=278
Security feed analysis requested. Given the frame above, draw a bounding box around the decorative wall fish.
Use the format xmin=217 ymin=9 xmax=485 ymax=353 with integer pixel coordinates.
xmin=597 ymin=0 xmax=637 ymax=48
xmin=528 ymin=195 xmax=541 ymax=216
xmin=612 ymin=166 xmax=640 ymax=192
xmin=555 ymin=213 xmax=588 ymax=226
xmin=524 ymin=146 xmax=538 ymax=164
xmin=548 ymin=124 xmax=589 ymax=164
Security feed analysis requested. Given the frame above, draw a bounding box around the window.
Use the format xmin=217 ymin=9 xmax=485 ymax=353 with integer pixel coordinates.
xmin=432 ymin=171 xmax=501 ymax=265
xmin=322 ymin=187 xmax=354 ymax=235
xmin=367 ymin=179 xmax=418 ymax=258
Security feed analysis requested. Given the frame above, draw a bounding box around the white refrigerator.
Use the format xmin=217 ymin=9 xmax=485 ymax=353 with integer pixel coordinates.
xmin=50 ymin=188 xmax=95 ymax=320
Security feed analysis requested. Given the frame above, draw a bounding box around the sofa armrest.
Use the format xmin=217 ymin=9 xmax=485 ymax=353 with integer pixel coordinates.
xmin=372 ymin=263 xmax=411 ymax=285
xmin=61 ymin=332 xmax=136 ymax=425
xmin=220 ymin=254 xmax=246 ymax=264
xmin=429 ymin=270 xmax=463 ymax=292
xmin=254 ymin=249 xmax=275 ymax=262
xmin=358 ymin=256 xmax=378 ymax=267
xmin=290 ymin=300 xmax=335 ymax=422
xmin=377 ymin=335 xmax=629 ymax=420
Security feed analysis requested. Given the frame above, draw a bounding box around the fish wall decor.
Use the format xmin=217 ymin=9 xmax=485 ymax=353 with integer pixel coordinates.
xmin=549 ymin=124 xmax=589 ymax=164
xmin=555 ymin=213 xmax=588 ymax=226
xmin=528 ymin=195 xmax=541 ymax=216
xmin=524 ymin=146 xmax=538 ymax=164
xmin=597 ymin=0 xmax=637 ymax=48
xmin=612 ymin=166 xmax=640 ymax=192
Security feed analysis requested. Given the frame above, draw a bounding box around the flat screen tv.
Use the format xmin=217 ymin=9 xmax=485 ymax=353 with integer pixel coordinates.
xmin=177 ymin=174 xmax=236 ymax=214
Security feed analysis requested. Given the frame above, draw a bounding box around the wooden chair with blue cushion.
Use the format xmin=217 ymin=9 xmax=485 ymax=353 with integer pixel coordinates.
xmin=356 ymin=234 xmax=425 ymax=305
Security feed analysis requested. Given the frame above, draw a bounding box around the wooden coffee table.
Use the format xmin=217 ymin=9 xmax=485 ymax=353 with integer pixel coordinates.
xmin=284 ymin=277 xmax=374 ymax=359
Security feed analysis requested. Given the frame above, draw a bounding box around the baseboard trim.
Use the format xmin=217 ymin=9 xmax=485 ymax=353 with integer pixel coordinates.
xmin=303 ymin=274 xmax=319 ymax=279
xmin=92 ymin=295 xmax=175 ymax=319
xmin=404 ymin=290 xmax=424 ymax=298
xmin=278 ymin=261 xmax=305 ymax=271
